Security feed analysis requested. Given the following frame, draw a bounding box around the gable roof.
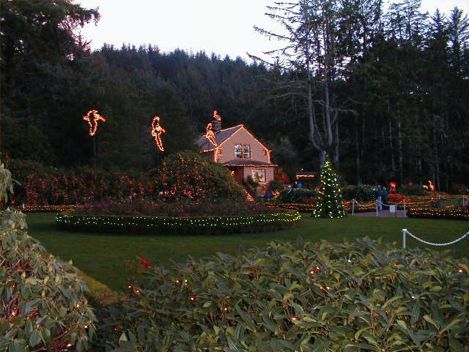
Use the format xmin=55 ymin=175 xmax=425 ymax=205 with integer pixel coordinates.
xmin=197 ymin=124 xmax=271 ymax=152
xmin=197 ymin=124 xmax=244 ymax=151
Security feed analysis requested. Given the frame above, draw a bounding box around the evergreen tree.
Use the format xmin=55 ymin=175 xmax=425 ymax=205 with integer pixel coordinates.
xmin=313 ymin=160 xmax=345 ymax=218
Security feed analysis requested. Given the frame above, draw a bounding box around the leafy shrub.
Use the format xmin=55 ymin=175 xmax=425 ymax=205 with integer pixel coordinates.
xmin=7 ymin=159 xmax=160 ymax=206
xmin=160 ymin=151 xmax=245 ymax=201
xmin=279 ymin=188 xmax=319 ymax=204
xmin=0 ymin=210 xmax=95 ymax=351
xmin=398 ymin=185 xmax=428 ymax=196
xmin=268 ymin=179 xmax=284 ymax=193
xmin=449 ymin=183 xmax=468 ymax=195
xmin=56 ymin=210 xmax=301 ymax=235
xmin=342 ymin=184 xmax=377 ymax=201
xmin=99 ymin=238 xmax=469 ymax=351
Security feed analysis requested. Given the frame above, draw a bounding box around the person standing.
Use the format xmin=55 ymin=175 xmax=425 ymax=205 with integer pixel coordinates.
xmin=377 ymin=186 xmax=383 ymax=211
xmin=382 ymin=186 xmax=388 ymax=206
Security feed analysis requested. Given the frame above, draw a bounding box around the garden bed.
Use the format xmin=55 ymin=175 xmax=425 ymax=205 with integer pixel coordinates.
xmin=56 ymin=211 xmax=301 ymax=234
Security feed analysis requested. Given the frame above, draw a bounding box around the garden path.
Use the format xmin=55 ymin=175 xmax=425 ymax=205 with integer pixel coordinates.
xmin=353 ymin=210 xmax=407 ymax=218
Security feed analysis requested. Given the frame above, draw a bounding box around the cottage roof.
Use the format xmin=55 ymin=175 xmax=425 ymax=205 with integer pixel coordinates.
xmin=196 ymin=124 xmax=244 ymax=151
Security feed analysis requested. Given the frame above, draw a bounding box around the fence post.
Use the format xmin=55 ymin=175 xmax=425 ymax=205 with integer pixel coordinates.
xmin=352 ymin=199 xmax=355 ymax=215
xmin=376 ymin=201 xmax=379 ymax=216
xmin=402 ymin=229 xmax=407 ymax=249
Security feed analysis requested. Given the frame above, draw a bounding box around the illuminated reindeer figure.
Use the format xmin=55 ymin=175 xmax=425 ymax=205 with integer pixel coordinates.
xmin=151 ymin=116 xmax=166 ymax=152
xmin=83 ymin=109 xmax=106 ymax=136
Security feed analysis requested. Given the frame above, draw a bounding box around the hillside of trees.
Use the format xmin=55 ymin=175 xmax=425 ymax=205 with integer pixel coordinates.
xmin=1 ymin=0 xmax=468 ymax=191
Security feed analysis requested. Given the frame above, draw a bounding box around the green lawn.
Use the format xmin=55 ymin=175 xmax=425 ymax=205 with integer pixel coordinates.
xmin=26 ymin=212 xmax=468 ymax=291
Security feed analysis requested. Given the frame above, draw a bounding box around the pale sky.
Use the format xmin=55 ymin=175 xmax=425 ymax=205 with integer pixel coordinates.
xmin=77 ymin=0 xmax=469 ymax=60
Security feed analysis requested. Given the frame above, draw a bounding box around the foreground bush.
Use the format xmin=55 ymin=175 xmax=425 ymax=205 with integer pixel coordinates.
xmin=0 ymin=210 xmax=95 ymax=351
xmin=101 ymin=238 xmax=468 ymax=351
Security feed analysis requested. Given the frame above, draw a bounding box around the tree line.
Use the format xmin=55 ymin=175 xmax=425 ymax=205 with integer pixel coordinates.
xmin=1 ymin=0 xmax=468 ymax=191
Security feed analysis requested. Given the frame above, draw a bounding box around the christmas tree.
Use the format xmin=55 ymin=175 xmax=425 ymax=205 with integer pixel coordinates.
xmin=313 ymin=159 xmax=345 ymax=218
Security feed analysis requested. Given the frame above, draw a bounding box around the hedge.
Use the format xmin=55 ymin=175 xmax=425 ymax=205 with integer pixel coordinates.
xmin=407 ymin=206 xmax=469 ymax=220
xmin=56 ymin=211 xmax=301 ymax=234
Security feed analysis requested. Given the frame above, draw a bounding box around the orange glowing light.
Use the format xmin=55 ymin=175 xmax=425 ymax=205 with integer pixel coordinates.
xmin=213 ymin=110 xmax=222 ymax=121
xmin=151 ymin=116 xmax=166 ymax=152
xmin=205 ymin=123 xmax=217 ymax=146
xmin=389 ymin=182 xmax=397 ymax=193
xmin=422 ymin=180 xmax=435 ymax=191
xmin=83 ymin=109 xmax=106 ymax=136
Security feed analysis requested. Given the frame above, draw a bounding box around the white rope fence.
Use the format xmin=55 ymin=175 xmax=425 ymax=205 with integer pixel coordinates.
xmin=350 ymin=199 xmax=370 ymax=214
xmin=375 ymin=200 xmax=406 ymax=216
xmin=401 ymin=228 xmax=469 ymax=249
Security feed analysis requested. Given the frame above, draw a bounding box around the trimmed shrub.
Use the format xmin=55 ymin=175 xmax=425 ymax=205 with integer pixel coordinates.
xmin=56 ymin=211 xmax=301 ymax=235
xmin=0 ymin=210 xmax=95 ymax=351
xmin=71 ymin=199 xmax=281 ymax=217
xmin=408 ymin=206 xmax=469 ymax=220
xmin=99 ymin=238 xmax=469 ymax=351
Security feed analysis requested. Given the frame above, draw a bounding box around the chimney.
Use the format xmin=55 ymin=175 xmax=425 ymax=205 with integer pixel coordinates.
xmin=212 ymin=110 xmax=222 ymax=132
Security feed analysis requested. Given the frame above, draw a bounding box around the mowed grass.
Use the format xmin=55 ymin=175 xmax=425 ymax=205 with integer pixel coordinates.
xmin=27 ymin=212 xmax=468 ymax=291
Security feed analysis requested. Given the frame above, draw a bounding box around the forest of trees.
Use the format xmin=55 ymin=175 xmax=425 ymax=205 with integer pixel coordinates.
xmin=1 ymin=0 xmax=468 ymax=191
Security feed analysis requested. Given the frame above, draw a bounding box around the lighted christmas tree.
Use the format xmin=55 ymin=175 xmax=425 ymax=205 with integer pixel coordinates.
xmin=313 ymin=159 xmax=345 ymax=218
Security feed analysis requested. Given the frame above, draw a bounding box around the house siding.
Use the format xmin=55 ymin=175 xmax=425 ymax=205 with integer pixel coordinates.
xmin=217 ymin=128 xmax=270 ymax=164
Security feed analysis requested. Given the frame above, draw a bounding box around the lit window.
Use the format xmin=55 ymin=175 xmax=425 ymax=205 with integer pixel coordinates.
xmin=252 ymin=169 xmax=266 ymax=183
xmin=243 ymin=145 xmax=251 ymax=159
xmin=234 ymin=145 xmax=242 ymax=158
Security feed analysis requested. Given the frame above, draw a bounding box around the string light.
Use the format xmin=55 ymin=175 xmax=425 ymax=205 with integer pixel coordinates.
xmin=56 ymin=211 xmax=301 ymax=234
xmin=83 ymin=109 xmax=106 ymax=136
xmin=205 ymin=123 xmax=217 ymax=146
xmin=151 ymin=116 xmax=166 ymax=152
xmin=213 ymin=110 xmax=222 ymax=121
xmin=407 ymin=206 xmax=469 ymax=220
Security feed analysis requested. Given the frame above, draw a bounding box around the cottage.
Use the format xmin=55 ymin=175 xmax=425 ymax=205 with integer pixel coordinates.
xmin=197 ymin=115 xmax=276 ymax=187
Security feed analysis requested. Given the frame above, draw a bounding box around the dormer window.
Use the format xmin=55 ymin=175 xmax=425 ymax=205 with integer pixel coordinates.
xmin=235 ymin=144 xmax=251 ymax=159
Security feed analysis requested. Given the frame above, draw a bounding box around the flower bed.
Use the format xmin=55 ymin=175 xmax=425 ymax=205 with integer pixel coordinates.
xmin=56 ymin=211 xmax=301 ymax=235
xmin=407 ymin=206 xmax=469 ymax=220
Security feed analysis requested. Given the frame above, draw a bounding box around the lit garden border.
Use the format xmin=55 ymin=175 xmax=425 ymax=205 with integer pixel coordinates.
xmin=56 ymin=211 xmax=301 ymax=235
xmin=407 ymin=207 xmax=469 ymax=220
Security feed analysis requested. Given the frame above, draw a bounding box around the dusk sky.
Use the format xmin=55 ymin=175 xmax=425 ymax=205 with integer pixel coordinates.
xmin=77 ymin=0 xmax=469 ymax=60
